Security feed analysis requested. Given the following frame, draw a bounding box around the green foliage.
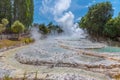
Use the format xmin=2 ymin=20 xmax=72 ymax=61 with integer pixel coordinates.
xmin=23 ymin=38 xmax=34 ymax=44
xmin=48 ymin=22 xmax=63 ymax=34
xmin=13 ymin=0 xmax=34 ymax=28
xmin=0 ymin=0 xmax=34 ymax=30
xmin=39 ymin=24 xmax=50 ymax=35
xmin=39 ymin=22 xmax=63 ymax=35
xmin=11 ymin=21 xmax=25 ymax=40
xmin=104 ymin=17 xmax=120 ymax=38
xmin=79 ymin=1 xmax=120 ymax=40
xmin=56 ymin=26 xmax=64 ymax=34
xmin=11 ymin=21 xmax=25 ymax=34
xmin=79 ymin=1 xmax=113 ymax=36
xmin=0 ymin=0 xmax=12 ymax=26
xmin=0 ymin=24 xmax=4 ymax=34
xmin=2 ymin=18 xmax=9 ymax=26
xmin=0 ymin=18 xmax=8 ymax=34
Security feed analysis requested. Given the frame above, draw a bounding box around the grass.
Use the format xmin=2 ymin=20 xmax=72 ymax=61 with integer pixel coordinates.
xmin=3 ymin=75 xmax=12 ymax=80
xmin=0 ymin=37 xmax=34 ymax=49
xmin=2 ymin=71 xmax=48 ymax=80
xmin=0 ymin=39 xmax=23 ymax=49
xmin=113 ymin=74 xmax=120 ymax=80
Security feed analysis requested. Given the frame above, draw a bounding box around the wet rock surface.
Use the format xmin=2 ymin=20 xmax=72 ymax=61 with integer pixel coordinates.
xmin=48 ymin=73 xmax=97 ymax=80
xmin=0 ymin=38 xmax=119 ymax=79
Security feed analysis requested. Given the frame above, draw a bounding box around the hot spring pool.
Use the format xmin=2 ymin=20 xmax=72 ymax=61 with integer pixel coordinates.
xmin=95 ymin=46 xmax=120 ymax=53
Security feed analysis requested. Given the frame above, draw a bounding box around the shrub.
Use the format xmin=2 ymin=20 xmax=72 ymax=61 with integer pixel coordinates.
xmin=104 ymin=17 xmax=120 ymax=38
xmin=39 ymin=24 xmax=50 ymax=35
xmin=23 ymin=38 xmax=34 ymax=44
xmin=11 ymin=21 xmax=25 ymax=40
xmin=2 ymin=18 xmax=9 ymax=27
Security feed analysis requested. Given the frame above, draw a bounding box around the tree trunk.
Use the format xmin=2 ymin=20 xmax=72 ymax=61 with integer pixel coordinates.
xmin=18 ymin=33 xmax=21 ymax=40
xmin=0 ymin=34 xmax=2 ymax=40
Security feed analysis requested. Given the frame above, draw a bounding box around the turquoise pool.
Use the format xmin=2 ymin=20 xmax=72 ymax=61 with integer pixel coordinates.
xmin=95 ymin=46 xmax=120 ymax=53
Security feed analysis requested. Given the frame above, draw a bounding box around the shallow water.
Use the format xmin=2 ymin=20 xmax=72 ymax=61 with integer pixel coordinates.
xmin=1 ymin=37 xmax=120 ymax=79
xmin=0 ymin=45 xmax=108 ymax=80
xmin=95 ymin=46 xmax=120 ymax=53
xmin=15 ymin=38 xmax=107 ymax=64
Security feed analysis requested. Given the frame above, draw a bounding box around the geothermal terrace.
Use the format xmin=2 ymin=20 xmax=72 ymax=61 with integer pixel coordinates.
xmin=0 ymin=37 xmax=120 ymax=80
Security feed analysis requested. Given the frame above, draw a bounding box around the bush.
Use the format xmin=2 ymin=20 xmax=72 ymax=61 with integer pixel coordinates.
xmin=104 ymin=17 xmax=120 ymax=38
xmin=39 ymin=24 xmax=50 ymax=35
xmin=23 ymin=38 xmax=34 ymax=44
xmin=39 ymin=22 xmax=63 ymax=35
xmin=2 ymin=18 xmax=9 ymax=27
xmin=11 ymin=21 xmax=25 ymax=34
xmin=48 ymin=24 xmax=63 ymax=34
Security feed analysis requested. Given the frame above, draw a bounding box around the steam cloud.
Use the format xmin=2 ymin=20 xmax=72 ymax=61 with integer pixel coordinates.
xmin=31 ymin=27 xmax=41 ymax=41
xmin=41 ymin=0 xmax=84 ymax=37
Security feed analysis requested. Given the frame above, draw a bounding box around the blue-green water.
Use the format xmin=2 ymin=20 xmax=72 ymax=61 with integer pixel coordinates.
xmin=95 ymin=46 xmax=120 ymax=53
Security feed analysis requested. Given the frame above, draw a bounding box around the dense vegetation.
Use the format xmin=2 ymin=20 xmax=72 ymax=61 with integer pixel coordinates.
xmin=0 ymin=0 xmax=34 ymax=40
xmin=104 ymin=14 xmax=120 ymax=38
xmin=0 ymin=0 xmax=34 ymax=29
xmin=14 ymin=0 xmax=34 ymax=29
xmin=79 ymin=1 xmax=120 ymax=40
xmin=39 ymin=22 xmax=63 ymax=35
xmin=0 ymin=0 xmax=12 ymax=25
xmin=0 ymin=18 xmax=9 ymax=39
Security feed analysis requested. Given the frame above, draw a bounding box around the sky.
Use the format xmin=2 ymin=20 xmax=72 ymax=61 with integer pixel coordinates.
xmin=33 ymin=0 xmax=120 ymax=24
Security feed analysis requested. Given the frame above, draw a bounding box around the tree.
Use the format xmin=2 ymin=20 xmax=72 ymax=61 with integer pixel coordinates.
xmin=56 ymin=26 xmax=63 ymax=34
xmin=13 ymin=0 xmax=34 ymax=28
xmin=48 ymin=22 xmax=63 ymax=34
xmin=0 ymin=24 xmax=4 ymax=39
xmin=0 ymin=0 xmax=34 ymax=32
xmin=0 ymin=18 xmax=9 ymax=40
xmin=39 ymin=22 xmax=63 ymax=35
xmin=104 ymin=17 xmax=120 ymax=38
xmin=0 ymin=0 xmax=34 ymax=33
xmin=79 ymin=2 xmax=113 ymax=37
xmin=2 ymin=18 xmax=9 ymax=27
xmin=0 ymin=0 xmax=12 ymax=25
xmin=11 ymin=20 xmax=25 ymax=40
xmin=48 ymin=22 xmax=56 ymax=34
xmin=39 ymin=24 xmax=50 ymax=35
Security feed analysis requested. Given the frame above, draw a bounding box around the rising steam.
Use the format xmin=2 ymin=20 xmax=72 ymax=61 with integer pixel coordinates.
xmin=31 ymin=26 xmax=41 ymax=41
xmin=41 ymin=0 xmax=85 ymax=38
